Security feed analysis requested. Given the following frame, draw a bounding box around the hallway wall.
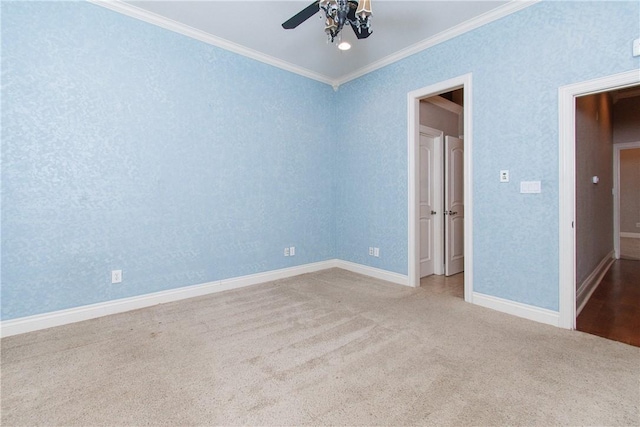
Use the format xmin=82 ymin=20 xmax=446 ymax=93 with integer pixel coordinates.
xmin=575 ymin=93 xmax=613 ymax=287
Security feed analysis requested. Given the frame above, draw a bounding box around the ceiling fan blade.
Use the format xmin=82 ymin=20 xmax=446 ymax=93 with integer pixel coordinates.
xmin=282 ymin=1 xmax=320 ymax=29
xmin=350 ymin=22 xmax=372 ymax=39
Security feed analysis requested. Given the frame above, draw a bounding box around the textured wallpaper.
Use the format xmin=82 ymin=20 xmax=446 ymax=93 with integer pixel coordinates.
xmin=335 ymin=1 xmax=640 ymax=310
xmin=2 ymin=1 xmax=639 ymax=320
xmin=1 ymin=2 xmax=335 ymax=320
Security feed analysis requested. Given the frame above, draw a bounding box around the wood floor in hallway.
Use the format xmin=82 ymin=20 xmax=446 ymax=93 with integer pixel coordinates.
xmin=420 ymin=272 xmax=464 ymax=298
xmin=576 ymin=259 xmax=640 ymax=347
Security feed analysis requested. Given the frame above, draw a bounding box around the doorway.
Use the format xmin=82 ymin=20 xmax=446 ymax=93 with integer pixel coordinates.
xmin=418 ymin=93 xmax=464 ymax=279
xmin=558 ymin=70 xmax=640 ymax=330
xmin=408 ymin=74 xmax=473 ymax=302
xmin=572 ymin=85 xmax=640 ymax=346
xmin=615 ymin=144 xmax=640 ymax=260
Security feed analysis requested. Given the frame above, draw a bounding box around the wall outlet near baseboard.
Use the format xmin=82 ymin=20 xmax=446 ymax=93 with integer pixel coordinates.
xmin=111 ymin=270 xmax=122 ymax=284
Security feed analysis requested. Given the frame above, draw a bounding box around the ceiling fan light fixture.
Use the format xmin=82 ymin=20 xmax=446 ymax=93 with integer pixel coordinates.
xmin=282 ymin=0 xmax=373 ymax=45
xmin=325 ymin=16 xmax=337 ymax=35
xmin=338 ymin=41 xmax=351 ymax=50
xmin=355 ymin=0 xmax=372 ymax=19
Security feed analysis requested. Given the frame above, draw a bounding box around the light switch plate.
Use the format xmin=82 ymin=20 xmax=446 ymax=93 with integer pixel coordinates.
xmin=633 ymin=38 xmax=640 ymax=57
xmin=520 ymin=181 xmax=541 ymax=194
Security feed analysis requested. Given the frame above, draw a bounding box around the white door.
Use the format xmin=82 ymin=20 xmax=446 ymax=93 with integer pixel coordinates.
xmin=445 ymin=136 xmax=464 ymax=276
xmin=419 ymin=133 xmax=436 ymax=277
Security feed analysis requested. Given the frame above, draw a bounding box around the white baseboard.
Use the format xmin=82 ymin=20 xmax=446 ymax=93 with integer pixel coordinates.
xmin=576 ymin=251 xmax=615 ymax=316
xmin=620 ymin=232 xmax=640 ymax=239
xmin=472 ymin=292 xmax=560 ymax=327
xmin=333 ymin=260 xmax=409 ymax=286
xmin=2 ymin=259 xmax=571 ymax=337
xmin=0 ymin=260 xmax=336 ymax=338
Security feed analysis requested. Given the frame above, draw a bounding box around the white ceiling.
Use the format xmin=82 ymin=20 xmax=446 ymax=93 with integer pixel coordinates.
xmin=95 ymin=1 xmax=533 ymax=86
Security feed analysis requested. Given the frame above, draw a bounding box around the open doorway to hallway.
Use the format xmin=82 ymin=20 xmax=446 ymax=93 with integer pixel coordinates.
xmin=407 ymin=74 xmax=473 ymax=302
xmin=558 ymin=69 xmax=639 ymax=330
xmin=417 ymin=89 xmax=464 ymax=296
xmin=572 ymin=84 xmax=640 ymax=346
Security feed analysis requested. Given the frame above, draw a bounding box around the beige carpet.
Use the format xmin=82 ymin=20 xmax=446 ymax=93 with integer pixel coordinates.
xmin=1 ymin=268 xmax=639 ymax=426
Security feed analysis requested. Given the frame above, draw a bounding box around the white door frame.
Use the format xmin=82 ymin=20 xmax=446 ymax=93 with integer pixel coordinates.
xmin=558 ymin=69 xmax=640 ymax=329
xmin=408 ymin=73 xmax=473 ymax=303
xmin=614 ymin=141 xmax=640 ymax=258
xmin=419 ymin=125 xmax=444 ymax=276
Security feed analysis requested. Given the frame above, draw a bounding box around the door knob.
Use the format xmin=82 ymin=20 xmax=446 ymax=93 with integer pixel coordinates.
xmin=448 ymin=210 xmax=458 ymax=215
xmin=431 ymin=210 xmax=437 ymax=215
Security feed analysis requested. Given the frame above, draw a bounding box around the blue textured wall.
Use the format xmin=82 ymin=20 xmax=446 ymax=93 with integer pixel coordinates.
xmin=2 ymin=1 xmax=639 ymax=320
xmin=335 ymin=1 xmax=640 ymax=310
xmin=1 ymin=2 xmax=335 ymax=320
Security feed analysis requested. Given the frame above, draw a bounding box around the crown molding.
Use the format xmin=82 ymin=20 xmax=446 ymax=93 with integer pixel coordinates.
xmin=87 ymin=0 xmax=335 ymax=87
xmin=334 ymin=0 xmax=540 ymax=87
xmin=89 ymin=0 xmax=538 ymax=89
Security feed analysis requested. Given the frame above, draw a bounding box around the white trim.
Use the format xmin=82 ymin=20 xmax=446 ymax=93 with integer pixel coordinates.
xmin=576 ymin=251 xmax=615 ymax=316
xmin=558 ymin=69 xmax=640 ymax=330
xmin=472 ymin=292 xmax=560 ymax=327
xmin=0 ymin=260 xmax=336 ymax=338
xmin=87 ymin=0 xmax=334 ymax=87
xmin=0 ymin=259 xmax=415 ymax=337
xmin=88 ymin=0 xmax=536 ymax=89
xmin=333 ymin=260 xmax=409 ymax=286
xmin=408 ymin=74 xmax=473 ymax=304
xmin=335 ymin=1 xmax=539 ymax=87
xmin=620 ymin=232 xmax=640 ymax=239
xmin=614 ymin=141 xmax=640 ymax=257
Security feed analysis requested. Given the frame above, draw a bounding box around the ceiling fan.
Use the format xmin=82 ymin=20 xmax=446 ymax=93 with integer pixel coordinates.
xmin=282 ymin=0 xmax=372 ymax=45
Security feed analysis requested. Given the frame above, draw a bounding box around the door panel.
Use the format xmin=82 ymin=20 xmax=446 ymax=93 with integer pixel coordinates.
xmin=445 ymin=136 xmax=464 ymax=276
xmin=419 ymin=134 xmax=435 ymax=277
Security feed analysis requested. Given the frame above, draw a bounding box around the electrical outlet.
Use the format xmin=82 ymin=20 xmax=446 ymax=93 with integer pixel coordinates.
xmin=374 ymin=247 xmax=380 ymax=257
xmin=500 ymin=170 xmax=509 ymax=183
xmin=290 ymin=246 xmax=295 ymax=256
xmin=111 ymin=270 xmax=122 ymax=284
xmin=369 ymin=247 xmax=374 ymax=256
xmin=284 ymin=247 xmax=290 ymax=257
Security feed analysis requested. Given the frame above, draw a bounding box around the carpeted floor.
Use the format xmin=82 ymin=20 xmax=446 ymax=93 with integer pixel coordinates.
xmin=2 ymin=268 xmax=639 ymax=426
